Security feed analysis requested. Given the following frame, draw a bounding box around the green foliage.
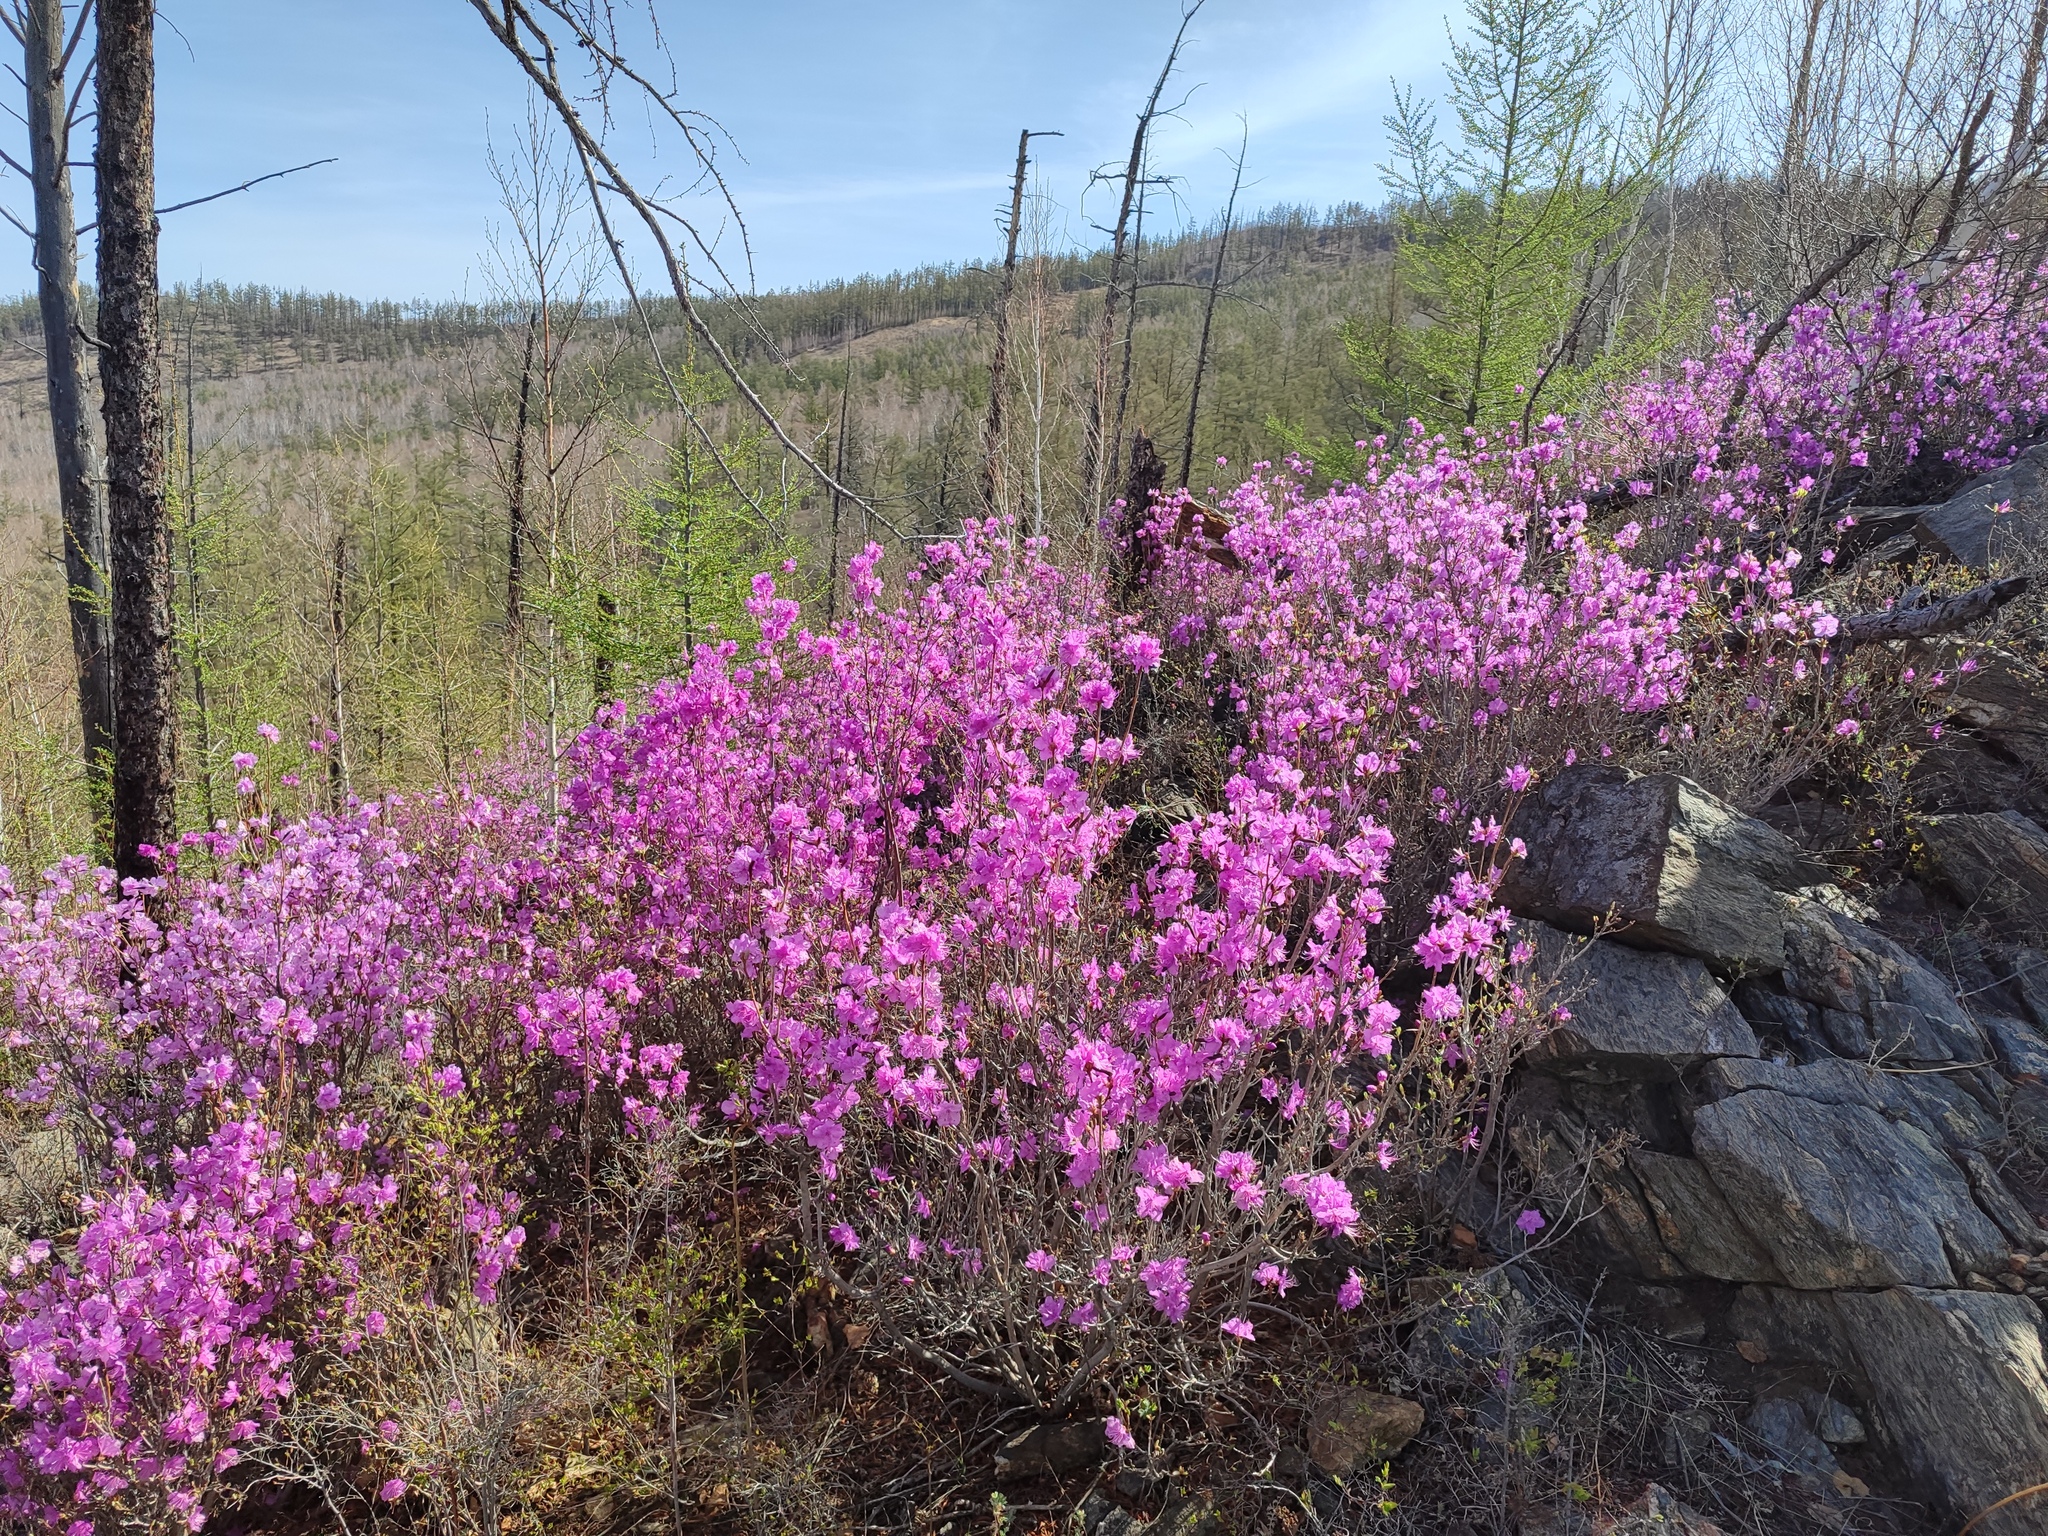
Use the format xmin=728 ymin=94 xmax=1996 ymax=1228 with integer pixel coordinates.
xmin=1277 ymin=0 xmax=1705 ymax=479
xmin=552 ymin=362 xmax=805 ymax=695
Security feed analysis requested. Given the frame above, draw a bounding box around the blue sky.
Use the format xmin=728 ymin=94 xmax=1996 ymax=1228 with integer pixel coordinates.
xmin=8 ymin=0 xmax=1451 ymax=301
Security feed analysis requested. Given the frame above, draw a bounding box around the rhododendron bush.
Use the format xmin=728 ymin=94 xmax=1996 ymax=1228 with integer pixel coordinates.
xmin=0 ymin=269 xmax=2040 ymax=1530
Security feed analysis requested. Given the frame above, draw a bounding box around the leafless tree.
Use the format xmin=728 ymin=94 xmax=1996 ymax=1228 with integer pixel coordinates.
xmin=96 ymin=0 xmax=173 ymax=879
xmin=1 ymin=0 xmax=110 ymax=809
xmin=980 ymin=128 xmax=1059 ymax=515
xmin=464 ymin=0 xmax=920 ymax=545
xmin=1179 ymin=122 xmax=1247 ymax=489
xmin=1080 ymin=1 xmax=1202 ymax=519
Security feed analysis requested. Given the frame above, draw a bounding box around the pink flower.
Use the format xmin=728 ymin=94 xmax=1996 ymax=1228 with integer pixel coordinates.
xmin=378 ymin=1478 xmax=407 ymax=1502
xmin=1515 ymin=1207 xmax=1546 ymax=1236
xmin=1255 ymin=1262 xmax=1296 ymax=1296
xmin=1834 ymin=718 xmax=1862 ymax=737
xmin=1025 ymin=1249 xmax=1057 ymax=1274
xmin=1105 ymin=1417 xmax=1137 ymax=1450
xmin=1337 ymin=1269 xmax=1366 ymax=1310
xmin=828 ymin=1223 xmax=861 ymax=1252
xmin=1282 ymin=1172 xmax=1358 ymax=1234
xmin=1141 ymin=1256 xmax=1192 ymax=1323
xmin=1221 ymin=1315 xmax=1255 ymax=1341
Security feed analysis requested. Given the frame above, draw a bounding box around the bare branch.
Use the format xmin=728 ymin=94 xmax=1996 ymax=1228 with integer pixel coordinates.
xmin=1715 ymin=232 xmax=1879 ymax=444
xmin=466 ymin=0 xmax=908 ymax=534
xmin=1839 ymin=576 xmax=2028 ymax=645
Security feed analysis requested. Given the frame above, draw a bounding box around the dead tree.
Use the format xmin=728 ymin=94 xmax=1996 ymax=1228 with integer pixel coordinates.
xmin=96 ymin=0 xmax=174 ymax=879
xmin=1080 ymin=1 xmax=1201 ymax=519
xmin=980 ymin=128 xmax=1059 ymax=516
xmin=0 ymin=0 xmax=326 ymax=863
xmin=506 ymin=308 xmax=537 ymax=636
xmin=1178 ymin=126 xmax=1247 ymax=489
xmin=3 ymin=0 xmax=112 ymax=803
xmin=466 ymin=1 xmax=915 ymax=542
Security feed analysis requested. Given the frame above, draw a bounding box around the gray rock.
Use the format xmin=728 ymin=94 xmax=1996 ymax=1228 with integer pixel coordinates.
xmin=1801 ymin=1391 xmax=1867 ymax=1447
xmin=1500 ymin=766 xmax=1823 ymax=973
xmin=1729 ymin=1285 xmax=2048 ymax=1527
xmin=2013 ymin=948 xmax=2048 ymax=1031
xmin=1781 ymin=899 xmax=1984 ymax=1063
xmin=1525 ymin=926 xmax=1759 ymax=1078
xmin=1818 ymin=1006 xmax=1874 ymax=1056
xmin=1688 ymin=1090 xmax=2007 ymax=1288
xmin=1915 ymin=441 xmax=2048 ymax=571
xmin=1833 ymin=1288 xmax=2048 ymax=1528
xmin=1628 ymin=1149 xmax=1784 ymax=1283
xmin=1731 ymin=980 xmax=1825 ymax=1059
xmin=1747 ymin=1395 xmax=1842 ymax=1479
xmin=1696 ymin=1054 xmax=2002 ymax=1153
xmin=1922 ymin=810 xmax=2048 ymax=938
xmin=1983 ymin=1013 xmax=2048 ymax=1081
xmin=1959 ymin=1146 xmax=2048 ymax=1248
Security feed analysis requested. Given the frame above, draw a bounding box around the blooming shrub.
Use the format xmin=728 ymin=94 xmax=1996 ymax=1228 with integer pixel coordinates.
xmin=0 ymin=268 xmax=2039 ymax=1529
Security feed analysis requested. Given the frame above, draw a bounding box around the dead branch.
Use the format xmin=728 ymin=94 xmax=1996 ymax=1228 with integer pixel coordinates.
xmin=1839 ymin=575 xmax=2028 ymax=644
xmin=466 ymin=0 xmax=910 ymax=537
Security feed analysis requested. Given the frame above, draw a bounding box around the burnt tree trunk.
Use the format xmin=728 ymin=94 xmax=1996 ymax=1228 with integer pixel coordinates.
xmin=1115 ymin=427 xmax=1166 ymax=602
xmin=980 ymin=129 xmax=1033 ymax=516
xmin=97 ymin=0 xmax=175 ymax=879
xmin=25 ymin=0 xmax=114 ymax=803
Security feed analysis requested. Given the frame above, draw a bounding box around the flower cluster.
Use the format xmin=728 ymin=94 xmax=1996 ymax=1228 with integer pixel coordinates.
xmin=0 ymin=266 xmax=2038 ymax=1529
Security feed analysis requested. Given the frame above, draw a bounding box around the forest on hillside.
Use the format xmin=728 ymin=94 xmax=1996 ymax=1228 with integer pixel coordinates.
xmin=3 ymin=0 xmax=2048 ymax=1533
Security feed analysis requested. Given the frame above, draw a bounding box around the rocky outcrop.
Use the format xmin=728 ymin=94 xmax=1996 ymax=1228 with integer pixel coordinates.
xmin=1911 ymin=441 xmax=2048 ymax=571
xmin=1505 ymin=769 xmax=2048 ymax=1529
xmin=1499 ymin=767 xmax=1825 ymax=972
xmin=1921 ymin=810 xmax=2048 ymax=939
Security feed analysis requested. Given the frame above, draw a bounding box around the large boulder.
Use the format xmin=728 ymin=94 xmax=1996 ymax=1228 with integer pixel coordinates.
xmin=1921 ymin=810 xmax=2048 ymax=938
xmin=1779 ymin=898 xmax=1985 ymax=1063
xmin=1695 ymin=1054 xmax=2002 ymax=1153
xmin=1626 ymin=1148 xmax=1784 ymax=1283
xmin=1524 ymin=926 xmax=1758 ymax=1078
xmin=1735 ymin=1285 xmax=2048 ymax=1530
xmin=1500 ymin=767 xmax=1824 ymax=973
xmin=1687 ymin=1090 xmax=2008 ymax=1288
xmin=1914 ymin=441 xmax=2048 ymax=571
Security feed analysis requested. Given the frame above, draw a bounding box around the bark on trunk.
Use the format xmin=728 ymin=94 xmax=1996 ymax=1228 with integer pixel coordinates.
xmin=97 ymin=0 xmax=175 ymax=880
xmin=26 ymin=0 xmax=114 ymax=799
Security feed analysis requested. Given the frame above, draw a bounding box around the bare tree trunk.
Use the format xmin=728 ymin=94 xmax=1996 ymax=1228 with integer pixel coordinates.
xmin=507 ymin=308 xmax=536 ymax=637
xmin=1105 ymin=167 xmax=1152 ymax=498
xmin=97 ymin=0 xmax=174 ymax=880
xmin=981 ymin=129 xmax=1055 ymax=516
xmin=23 ymin=0 xmax=114 ymax=807
xmin=327 ymin=532 xmax=348 ymax=803
xmin=1115 ymin=427 xmax=1166 ymax=603
xmin=181 ymin=296 xmax=214 ymax=831
xmin=1179 ymin=130 xmax=1245 ymax=489
xmin=1081 ymin=3 xmax=1200 ymax=519
xmin=826 ymin=332 xmax=853 ymax=626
